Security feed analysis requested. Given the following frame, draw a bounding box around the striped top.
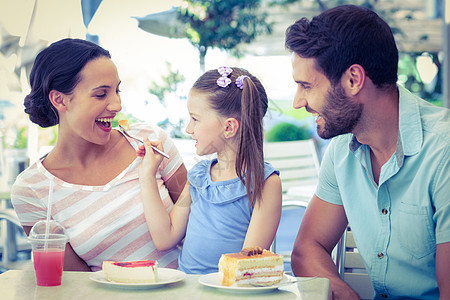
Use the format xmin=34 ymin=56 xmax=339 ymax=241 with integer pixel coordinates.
xmin=11 ymin=123 xmax=183 ymax=271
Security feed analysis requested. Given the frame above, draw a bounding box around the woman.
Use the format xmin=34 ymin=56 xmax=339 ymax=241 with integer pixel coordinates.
xmin=11 ymin=38 xmax=187 ymax=271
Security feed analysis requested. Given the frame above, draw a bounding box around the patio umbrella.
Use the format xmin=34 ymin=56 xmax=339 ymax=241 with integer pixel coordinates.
xmin=1 ymin=0 xmax=86 ymax=163
xmin=133 ymin=7 xmax=186 ymax=39
xmin=1 ymin=0 xmax=86 ymax=80
xmin=81 ymin=0 xmax=102 ymax=43
xmin=0 ymin=25 xmax=22 ymax=92
xmin=0 ymin=26 xmax=21 ymax=57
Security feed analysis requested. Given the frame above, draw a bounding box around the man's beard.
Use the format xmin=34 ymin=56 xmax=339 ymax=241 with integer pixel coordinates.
xmin=317 ymin=83 xmax=363 ymax=139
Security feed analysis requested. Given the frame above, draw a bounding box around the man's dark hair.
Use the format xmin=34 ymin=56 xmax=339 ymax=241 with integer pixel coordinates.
xmin=286 ymin=5 xmax=398 ymax=89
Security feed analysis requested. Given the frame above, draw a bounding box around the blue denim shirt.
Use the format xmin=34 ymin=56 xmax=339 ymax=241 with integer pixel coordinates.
xmin=316 ymin=85 xmax=450 ymax=299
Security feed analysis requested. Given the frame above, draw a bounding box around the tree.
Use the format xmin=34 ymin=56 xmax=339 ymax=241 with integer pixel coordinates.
xmin=177 ymin=0 xmax=272 ymax=72
xmin=148 ymin=62 xmax=185 ymax=106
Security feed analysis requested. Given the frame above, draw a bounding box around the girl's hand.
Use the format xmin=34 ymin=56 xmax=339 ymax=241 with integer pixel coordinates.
xmin=137 ymin=138 xmax=165 ymax=179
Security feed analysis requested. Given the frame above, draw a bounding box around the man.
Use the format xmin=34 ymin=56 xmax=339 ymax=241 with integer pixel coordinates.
xmin=286 ymin=5 xmax=449 ymax=300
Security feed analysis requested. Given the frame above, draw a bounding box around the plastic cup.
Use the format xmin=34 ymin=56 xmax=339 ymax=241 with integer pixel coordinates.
xmin=28 ymin=220 xmax=68 ymax=286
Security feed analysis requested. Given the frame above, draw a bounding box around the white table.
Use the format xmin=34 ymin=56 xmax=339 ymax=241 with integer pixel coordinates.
xmin=0 ymin=270 xmax=331 ymax=300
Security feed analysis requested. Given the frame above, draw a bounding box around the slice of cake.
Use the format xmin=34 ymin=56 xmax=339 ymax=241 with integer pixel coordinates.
xmin=218 ymin=247 xmax=284 ymax=287
xmin=118 ymin=119 xmax=130 ymax=130
xmin=102 ymin=260 xmax=158 ymax=283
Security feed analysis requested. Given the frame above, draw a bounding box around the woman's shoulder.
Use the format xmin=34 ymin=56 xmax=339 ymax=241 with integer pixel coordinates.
xmin=128 ymin=122 xmax=164 ymax=138
xmin=13 ymin=160 xmax=43 ymax=183
xmin=11 ymin=161 xmax=45 ymax=199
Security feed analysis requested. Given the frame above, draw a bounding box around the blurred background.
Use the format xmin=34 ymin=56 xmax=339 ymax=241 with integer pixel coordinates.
xmin=1 ymin=0 xmax=447 ymax=171
xmin=0 ymin=0 xmax=448 ymax=271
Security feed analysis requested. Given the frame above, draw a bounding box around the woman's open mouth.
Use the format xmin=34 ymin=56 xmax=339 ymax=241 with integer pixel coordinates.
xmin=95 ymin=117 xmax=113 ymax=131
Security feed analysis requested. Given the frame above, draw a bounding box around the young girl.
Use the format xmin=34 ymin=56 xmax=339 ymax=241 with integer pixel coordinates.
xmin=137 ymin=66 xmax=282 ymax=274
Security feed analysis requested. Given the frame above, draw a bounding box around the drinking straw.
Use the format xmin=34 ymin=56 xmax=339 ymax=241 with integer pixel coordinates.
xmin=44 ymin=178 xmax=54 ymax=250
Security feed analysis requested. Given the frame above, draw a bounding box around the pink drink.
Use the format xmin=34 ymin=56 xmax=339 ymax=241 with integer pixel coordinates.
xmin=33 ymin=249 xmax=65 ymax=286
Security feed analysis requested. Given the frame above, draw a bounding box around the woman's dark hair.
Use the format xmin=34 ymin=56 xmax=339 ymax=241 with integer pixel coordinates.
xmin=285 ymin=5 xmax=398 ymax=89
xmin=24 ymin=38 xmax=111 ymax=127
xmin=191 ymin=67 xmax=268 ymax=206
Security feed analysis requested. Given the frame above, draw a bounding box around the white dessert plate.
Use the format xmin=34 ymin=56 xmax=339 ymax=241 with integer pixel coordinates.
xmin=89 ymin=268 xmax=186 ymax=289
xmin=198 ymin=273 xmax=293 ymax=293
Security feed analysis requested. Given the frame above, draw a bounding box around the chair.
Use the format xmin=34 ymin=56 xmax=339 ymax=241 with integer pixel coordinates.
xmin=263 ymin=139 xmax=320 ymax=206
xmin=272 ymin=200 xmax=307 ymax=275
xmin=263 ymin=139 xmax=320 ymax=273
xmin=0 ymin=208 xmax=28 ymax=266
xmin=335 ymin=226 xmax=374 ymax=300
xmin=0 ymin=195 xmax=31 ymax=269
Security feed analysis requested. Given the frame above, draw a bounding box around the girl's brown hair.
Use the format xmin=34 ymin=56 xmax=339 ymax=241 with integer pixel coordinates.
xmin=191 ymin=67 xmax=268 ymax=206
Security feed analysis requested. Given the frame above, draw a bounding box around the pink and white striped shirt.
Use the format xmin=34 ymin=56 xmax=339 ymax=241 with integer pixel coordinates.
xmin=11 ymin=123 xmax=183 ymax=271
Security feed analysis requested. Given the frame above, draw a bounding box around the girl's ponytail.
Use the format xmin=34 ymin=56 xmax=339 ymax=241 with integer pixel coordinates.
xmin=236 ymin=77 xmax=265 ymax=206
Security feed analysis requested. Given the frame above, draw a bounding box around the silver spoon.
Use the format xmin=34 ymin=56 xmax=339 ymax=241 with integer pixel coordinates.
xmin=119 ymin=124 xmax=170 ymax=159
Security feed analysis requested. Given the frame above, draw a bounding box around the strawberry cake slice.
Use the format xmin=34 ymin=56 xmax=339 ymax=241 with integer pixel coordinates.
xmin=102 ymin=260 xmax=158 ymax=283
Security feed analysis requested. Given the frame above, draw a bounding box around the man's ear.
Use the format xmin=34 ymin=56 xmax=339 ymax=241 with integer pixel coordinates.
xmin=342 ymin=64 xmax=365 ymax=96
xmin=49 ymin=89 xmax=67 ymax=112
xmin=224 ymin=118 xmax=240 ymax=139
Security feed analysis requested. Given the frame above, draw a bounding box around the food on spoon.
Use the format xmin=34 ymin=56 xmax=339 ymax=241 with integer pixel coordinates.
xmin=102 ymin=260 xmax=158 ymax=283
xmin=118 ymin=119 xmax=130 ymax=131
xmin=218 ymin=247 xmax=284 ymax=287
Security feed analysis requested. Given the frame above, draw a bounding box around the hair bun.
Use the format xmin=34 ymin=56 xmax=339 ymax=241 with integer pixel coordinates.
xmin=24 ymin=93 xmax=58 ymax=127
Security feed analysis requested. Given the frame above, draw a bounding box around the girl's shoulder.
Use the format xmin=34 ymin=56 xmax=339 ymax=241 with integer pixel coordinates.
xmin=263 ymin=162 xmax=280 ymax=179
xmin=187 ymin=159 xmax=248 ymax=205
xmin=187 ymin=160 xmax=279 ymax=185
xmin=187 ymin=159 xmax=211 ymax=184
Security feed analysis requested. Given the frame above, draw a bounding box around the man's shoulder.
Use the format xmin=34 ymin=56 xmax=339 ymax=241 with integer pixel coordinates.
xmin=400 ymin=85 xmax=449 ymax=133
xmin=418 ymin=101 xmax=450 ymax=144
xmin=320 ymin=134 xmax=355 ymax=165
xmin=329 ymin=134 xmax=354 ymax=150
xmin=399 ymin=86 xmax=449 ymax=149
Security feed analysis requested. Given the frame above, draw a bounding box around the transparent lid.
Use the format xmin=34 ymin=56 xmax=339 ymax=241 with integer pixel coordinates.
xmin=28 ymin=220 xmax=68 ymax=242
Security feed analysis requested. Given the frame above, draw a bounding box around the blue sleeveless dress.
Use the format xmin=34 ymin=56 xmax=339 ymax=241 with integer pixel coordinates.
xmin=178 ymin=158 xmax=279 ymax=274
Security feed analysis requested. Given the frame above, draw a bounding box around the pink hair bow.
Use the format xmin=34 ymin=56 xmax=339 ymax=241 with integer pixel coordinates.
xmin=235 ymin=75 xmax=249 ymax=89
xmin=216 ymin=66 xmax=232 ymax=88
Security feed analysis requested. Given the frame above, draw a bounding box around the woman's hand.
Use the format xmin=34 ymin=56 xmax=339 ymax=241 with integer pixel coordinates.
xmin=136 ymin=138 xmax=165 ymax=179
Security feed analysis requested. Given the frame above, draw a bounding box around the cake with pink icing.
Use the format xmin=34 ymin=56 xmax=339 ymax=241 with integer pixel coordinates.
xmin=102 ymin=260 xmax=158 ymax=283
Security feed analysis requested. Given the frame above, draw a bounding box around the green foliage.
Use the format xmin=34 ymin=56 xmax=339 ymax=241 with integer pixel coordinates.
xmin=268 ymin=100 xmax=310 ymax=120
xmin=148 ymin=62 xmax=185 ymax=104
xmin=268 ymin=0 xmax=300 ymax=6
xmin=14 ymin=126 xmax=28 ymax=149
xmin=398 ymin=52 xmax=442 ymax=105
xmin=266 ymin=122 xmax=311 ymax=142
xmin=48 ymin=126 xmax=58 ymax=146
xmin=177 ymin=0 xmax=272 ymax=69
xmin=111 ymin=112 xmax=143 ymax=128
